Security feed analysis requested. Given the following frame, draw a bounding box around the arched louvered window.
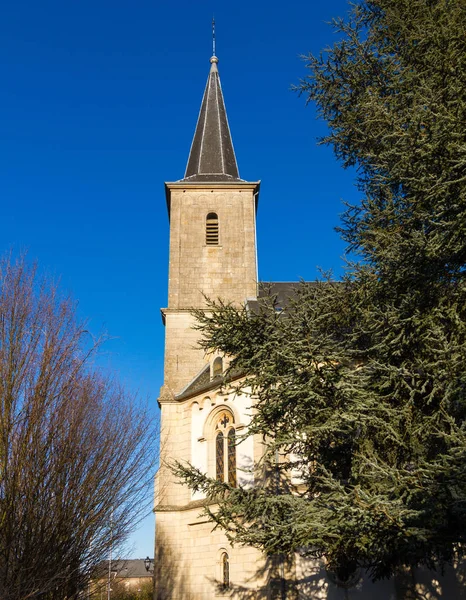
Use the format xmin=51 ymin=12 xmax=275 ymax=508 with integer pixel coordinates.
xmin=206 ymin=212 xmax=219 ymax=245
xmin=214 ymin=411 xmax=237 ymax=487
xmin=221 ymin=552 xmax=230 ymax=590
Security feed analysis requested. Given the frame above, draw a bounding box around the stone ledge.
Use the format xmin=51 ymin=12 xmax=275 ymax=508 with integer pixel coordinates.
xmin=154 ymin=498 xmax=213 ymax=513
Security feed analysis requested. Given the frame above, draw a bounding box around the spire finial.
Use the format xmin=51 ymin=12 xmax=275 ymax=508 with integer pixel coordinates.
xmin=212 ymin=17 xmax=216 ymax=57
xmin=182 ymin=27 xmax=240 ymax=182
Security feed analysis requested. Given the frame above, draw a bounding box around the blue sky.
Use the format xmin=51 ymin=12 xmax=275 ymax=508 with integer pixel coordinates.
xmin=0 ymin=0 xmax=359 ymax=557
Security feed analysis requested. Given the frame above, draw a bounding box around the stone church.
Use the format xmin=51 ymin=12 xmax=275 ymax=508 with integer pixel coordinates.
xmin=153 ymin=54 xmax=466 ymax=600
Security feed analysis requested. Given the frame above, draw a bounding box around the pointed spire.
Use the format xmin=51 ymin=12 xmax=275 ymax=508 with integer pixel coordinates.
xmin=182 ymin=55 xmax=241 ymax=183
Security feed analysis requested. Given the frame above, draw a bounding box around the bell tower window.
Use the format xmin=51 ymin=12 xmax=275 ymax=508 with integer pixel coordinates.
xmin=206 ymin=212 xmax=219 ymax=245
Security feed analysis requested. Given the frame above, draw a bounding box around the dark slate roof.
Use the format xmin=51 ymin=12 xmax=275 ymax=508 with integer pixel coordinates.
xmin=181 ymin=56 xmax=241 ymax=183
xmin=94 ymin=559 xmax=152 ymax=580
xmin=258 ymin=282 xmax=304 ymax=307
xmin=177 ymin=363 xmax=212 ymax=399
xmin=245 ymin=282 xmax=312 ymax=313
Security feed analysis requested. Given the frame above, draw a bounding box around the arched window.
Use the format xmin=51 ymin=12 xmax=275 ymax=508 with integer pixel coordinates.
xmin=216 ymin=431 xmax=224 ymax=481
xmin=227 ymin=429 xmax=236 ymax=486
xmin=212 ymin=357 xmax=223 ymax=378
xmin=221 ymin=552 xmax=230 ymax=590
xmin=214 ymin=411 xmax=236 ymax=487
xmin=206 ymin=212 xmax=219 ymax=245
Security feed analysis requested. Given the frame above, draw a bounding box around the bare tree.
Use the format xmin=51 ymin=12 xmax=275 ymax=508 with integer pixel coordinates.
xmin=0 ymin=254 xmax=157 ymax=600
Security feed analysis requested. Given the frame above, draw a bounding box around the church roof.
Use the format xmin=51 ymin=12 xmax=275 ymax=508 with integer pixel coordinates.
xmin=245 ymin=282 xmax=312 ymax=313
xmin=181 ymin=56 xmax=241 ymax=183
xmin=174 ymin=282 xmax=312 ymax=402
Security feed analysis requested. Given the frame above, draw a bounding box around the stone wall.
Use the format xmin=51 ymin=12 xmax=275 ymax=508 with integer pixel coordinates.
xmin=162 ymin=184 xmax=258 ymax=394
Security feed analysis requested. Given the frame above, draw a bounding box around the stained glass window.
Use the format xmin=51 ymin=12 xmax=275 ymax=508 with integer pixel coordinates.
xmin=215 ymin=411 xmax=237 ymax=485
xmin=216 ymin=431 xmax=224 ymax=481
xmin=228 ymin=429 xmax=237 ymax=487
xmin=222 ymin=552 xmax=230 ymax=589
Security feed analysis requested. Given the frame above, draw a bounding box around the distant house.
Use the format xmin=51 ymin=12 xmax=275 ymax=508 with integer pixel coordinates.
xmin=92 ymin=559 xmax=153 ymax=599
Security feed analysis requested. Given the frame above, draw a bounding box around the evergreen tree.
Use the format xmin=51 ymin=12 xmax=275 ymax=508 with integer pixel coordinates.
xmin=174 ymin=0 xmax=466 ymax=582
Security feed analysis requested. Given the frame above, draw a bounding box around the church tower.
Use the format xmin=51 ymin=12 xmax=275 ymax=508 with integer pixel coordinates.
xmin=153 ymin=45 xmax=466 ymax=600
xmin=162 ymin=54 xmax=260 ymax=395
xmin=155 ymin=54 xmax=265 ymax=599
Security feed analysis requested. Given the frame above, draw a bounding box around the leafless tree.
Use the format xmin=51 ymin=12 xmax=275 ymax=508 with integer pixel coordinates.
xmin=0 ymin=254 xmax=157 ymax=600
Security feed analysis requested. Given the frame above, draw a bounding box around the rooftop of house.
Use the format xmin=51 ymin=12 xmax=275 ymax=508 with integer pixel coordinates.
xmin=94 ymin=559 xmax=152 ymax=580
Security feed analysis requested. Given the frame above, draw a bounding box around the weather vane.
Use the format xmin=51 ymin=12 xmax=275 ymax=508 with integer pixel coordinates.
xmin=212 ymin=17 xmax=216 ymax=57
